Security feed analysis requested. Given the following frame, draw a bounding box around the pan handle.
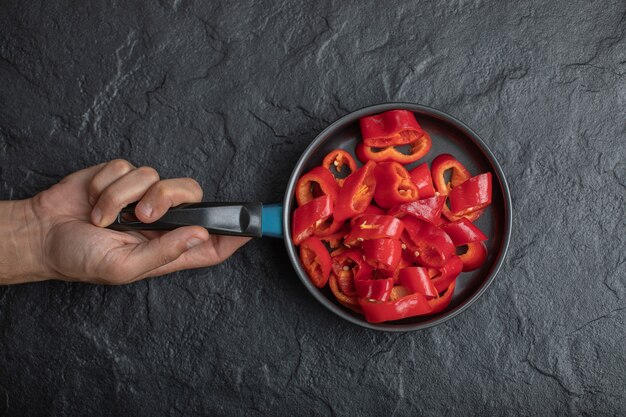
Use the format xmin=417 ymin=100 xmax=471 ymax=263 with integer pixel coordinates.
xmin=108 ymin=202 xmax=281 ymax=238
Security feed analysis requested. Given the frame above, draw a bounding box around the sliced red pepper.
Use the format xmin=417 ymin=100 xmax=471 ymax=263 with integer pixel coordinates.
xmin=428 ymin=280 xmax=456 ymax=314
xmin=372 ymin=162 xmax=419 ymax=208
xmin=329 ymin=274 xmax=362 ymax=313
xmin=430 ymin=154 xmax=471 ymax=195
xmin=299 ymin=237 xmax=332 ymax=288
xmin=313 ymin=215 xmax=344 ymax=238
xmin=362 ymin=238 xmax=402 ymax=272
xmin=439 ymin=218 xmax=487 ymax=246
xmin=291 ymin=195 xmax=333 ymax=245
xmin=359 ymin=110 xmax=426 ymax=148
xmin=334 ymin=160 xmax=377 ymax=222
xmin=319 ymin=224 xmax=349 ymax=249
xmin=322 ymin=149 xmax=357 ymax=186
xmin=349 ymin=204 xmax=385 ymax=229
xmin=430 ymin=255 xmax=463 ymax=293
xmin=458 ymin=241 xmax=488 ymax=272
xmin=389 ymin=285 xmax=412 ymax=301
xmin=409 ymin=163 xmax=436 ymax=199
xmin=449 ymin=172 xmax=492 ymax=216
xmin=331 ymin=249 xmax=373 ymax=283
xmin=442 ymin=205 xmax=485 ymax=223
xmin=355 ymin=134 xmax=431 ymax=165
xmin=295 ymin=166 xmax=340 ymax=207
xmin=402 ymin=217 xmax=454 ymax=268
xmin=399 ymin=267 xmax=438 ymax=299
xmin=388 ymin=195 xmax=446 ymax=224
xmin=359 ymin=291 xmax=433 ymax=323
xmin=344 ymin=214 xmax=404 ymax=247
xmin=354 ymin=277 xmax=394 ymax=302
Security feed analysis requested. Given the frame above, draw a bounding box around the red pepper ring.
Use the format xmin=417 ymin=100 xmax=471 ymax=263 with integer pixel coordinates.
xmin=359 ymin=291 xmax=433 ymax=323
xmin=428 ymin=280 xmax=456 ymax=314
xmin=362 ymin=238 xmax=402 ymax=272
xmin=431 ymin=153 xmax=471 ymax=195
xmin=439 ymin=218 xmax=487 ymax=246
xmin=399 ymin=267 xmax=438 ymax=299
xmin=291 ymin=195 xmax=333 ymax=245
xmin=457 ymin=241 xmax=488 ymax=272
xmin=387 ymin=195 xmax=446 ymax=225
xmin=402 ymin=217 xmax=455 ymax=268
xmin=329 ymin=273 xmax=362 ymax=313
xmin=354 ymin=277 xmax=395 ymax=302
xmin=449 ymin=172 xmax=492 ymax=216
xmin=373 ymin=162 xmax=419 ymax=208
xmin=359 ymin=110 xmax=426 ymax=147
xmin=355 ymin=133 xmax=432 ymax=165
xmin=430 ymin=255 xmax=463 ymax=293
xmin=299 ymin=237 xmax=332 ymax=288
xmin=344 ymin=214 xmax=404 ymax=247
xmin=349 ymin=205 xmax=385 ymax=229
xmin=322 ymin=149 xmax=357 ymax=186
xmin=442 ymin=205 xmax=485 ymax=223
xmin=409 ymin=163 xmax=436 ymax=199
xmin=331 ymin=249 xmax=373 ymax=284
xmin=295 ymin=166 xmax=340 ymax=207
xmin=334 ymin=160 xmax=377 ymax=222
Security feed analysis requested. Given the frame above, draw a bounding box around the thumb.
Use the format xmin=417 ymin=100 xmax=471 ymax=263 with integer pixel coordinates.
xmin=119 ymin=226 xmax=209 ymax=282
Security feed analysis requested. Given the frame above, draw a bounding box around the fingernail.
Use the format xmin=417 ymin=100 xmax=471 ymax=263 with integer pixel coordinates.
xmin=92 ymin=207 xmax=102 ymax=226
xmin=186 ymin=237 xmax=204 ymax=249
xmin=137 ymin=202 xmax=153 ymax=218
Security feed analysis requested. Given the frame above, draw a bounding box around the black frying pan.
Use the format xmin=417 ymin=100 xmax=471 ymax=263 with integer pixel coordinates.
xmin=112 ymin=103 xmax=512 ymax=331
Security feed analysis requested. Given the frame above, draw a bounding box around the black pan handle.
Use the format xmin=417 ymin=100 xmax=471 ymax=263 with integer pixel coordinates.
xmin=109 ymin=202 xmax=263 ymax=238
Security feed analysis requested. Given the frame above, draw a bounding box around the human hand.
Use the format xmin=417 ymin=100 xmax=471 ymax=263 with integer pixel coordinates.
xmin=5 ymin=159 xmax=250 ymax=285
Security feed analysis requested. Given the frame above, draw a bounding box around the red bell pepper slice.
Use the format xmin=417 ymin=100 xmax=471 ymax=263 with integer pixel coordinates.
xmin=458 ymin=241 xmax=488 ymax=272
xmin=387 ymin=195 xmax=446 ymax=224
xmin=329 ymin=274 xmax=362 ymax=313
xmin=355 ymin=134 xmax=432 ymax=165
xmin=359 ymin=110 xmax=426 ymax=147
xmin=349 ymin=204 xmax=385 ymax=229
xmin=322 ymin=149 xmax=357 ymax=186
xmin=409 ymin=163 xmax=436 ymax=199
xmin=319 ymin=224 xmax=349 ymax=249
xmin=430 ymin=153 xmax=471 ymax=195
xmin=428 ymin=280 xmax=456 ymax=314
xmin=430 ymin=255 xmax=463 ymax=293
xmin=295 ymin=166 xmax=340 ymax=207
xmin=312 ymin=215 xmax=344 ymax=238
xmin=331 ymin=249 xmax=373 ymax=283
xmin=402 ymin=217 xmax=455 ymax=268
xmin=439 ymin=218 xmax=487 ymax=246
xmin=354 ymin=277 xmax=394 ymax=302
xmin=362 ymin=238 xmax=402 ymax=272
xmin=291 ymin=195 xmax=333 ymax=245
xmin=344 ymin=214 xmax=404 ymax=247
xmin=359 ymin=291 xmax=433 ymax=323
xmin=449 ymin=172 xmax=492 ymax=216
xmin=334 ymin=160 xmax=377 ymax=222
xmin=399 ymin=267 xmax=438 ymax=299
xmin=299 ymin=237 xmax=332 ymax=288
xmin=372 ymin=162 xmax=419 ymax=208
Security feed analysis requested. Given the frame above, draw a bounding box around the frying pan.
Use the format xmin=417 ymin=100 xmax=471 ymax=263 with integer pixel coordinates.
xmin=112 ymin=103 xmax=512 ymax=331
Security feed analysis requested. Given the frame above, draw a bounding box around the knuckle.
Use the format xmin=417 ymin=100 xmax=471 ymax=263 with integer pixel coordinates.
xmin=136 ymin=166 xmax=160 ymax=182
xmin=154 ymin=182 xmax=171 ymax=200
xmin=188 ymin=179 xmax=203 ymax=198
xmin=108 ymin=159 xmax=133 ymax=174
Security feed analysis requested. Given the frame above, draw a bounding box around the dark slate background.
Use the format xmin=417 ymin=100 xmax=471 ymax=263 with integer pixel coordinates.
xmin=1 ymin=0 xmax=625 ymax=415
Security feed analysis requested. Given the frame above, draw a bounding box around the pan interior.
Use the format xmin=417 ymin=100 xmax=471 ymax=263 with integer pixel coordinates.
xmin=283 ymin=103 xmax=511 ymax=331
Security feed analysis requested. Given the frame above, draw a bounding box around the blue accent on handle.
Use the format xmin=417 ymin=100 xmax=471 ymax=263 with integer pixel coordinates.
xmin=261 ymin=204 xmax=284 ymax=238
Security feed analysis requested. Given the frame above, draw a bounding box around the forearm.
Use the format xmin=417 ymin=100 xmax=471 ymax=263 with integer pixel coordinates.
xmin=0 ymin=199 xmax=49 ymax=284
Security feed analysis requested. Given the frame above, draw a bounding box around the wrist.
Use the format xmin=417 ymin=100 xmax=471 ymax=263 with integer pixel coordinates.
xmin=0 ymin=198 xmax=53 ymax=284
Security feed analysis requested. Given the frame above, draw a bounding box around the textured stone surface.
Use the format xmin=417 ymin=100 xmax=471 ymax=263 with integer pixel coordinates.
xmin=1 ymin=0 xmax=625 ymax=415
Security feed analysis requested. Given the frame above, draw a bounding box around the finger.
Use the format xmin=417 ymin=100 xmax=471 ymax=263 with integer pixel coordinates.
xmin=145 ymin=235 xmax=252 ymax=277
xmin=107 ymin=226 xmax=210 ymax=283
xmin=91 ymin=166 xmax=160 ymax=227
xmin=134 ymin=178 xmax=203 ymax=223
xmin=59 ymin=163 xmax=106 ymax=186
xmin=88 ymin=159 xmax=136 ymax=205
